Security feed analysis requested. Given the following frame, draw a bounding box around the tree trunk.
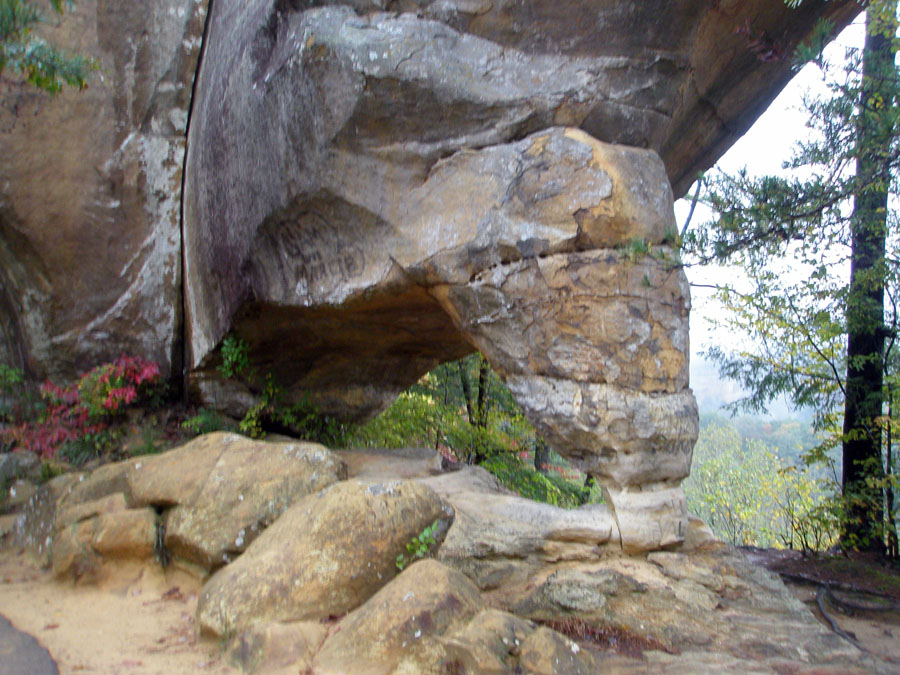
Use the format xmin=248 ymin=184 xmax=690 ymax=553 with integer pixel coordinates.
xmin=475 ymin=355 xmax=490 ymax=428
xmin=841 ymin=2 xmax=896 ymax=553
xmin=457 ymin=361 xmax=475 ymax=426
xmin=534 ymin=434 xmax=550 ymax=474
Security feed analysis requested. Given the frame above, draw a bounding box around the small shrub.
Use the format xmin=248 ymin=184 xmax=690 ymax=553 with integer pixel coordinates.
xmin=128 ymin=425 xmax=164 ymax=457
xmin=39 ymin=462 xmax=65 ymax=483
xmin=182 ymin=407 xmax=231 ymax=436
xmin=218 ymin=335 xmax=251 ymax=380
xmin=0 ymin=355 xmax=161 ymax=459
xmin=57 ymin=428 xmax=118 ymax=467
xmin=396 ymin=520 xmax=439 ymax=570
xmin=483 ymin=453 xmax=575 ymax=507
xmin=78 ymin=354 xmax=161 ymax=418
xmin=238 ymin=374 xmax=348 ymax=446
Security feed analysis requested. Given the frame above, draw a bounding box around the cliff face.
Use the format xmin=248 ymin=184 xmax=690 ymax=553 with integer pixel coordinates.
xmin=0 ymin=0 xmax=208 ymax=380
xmin=0 ymin=0 xmax=859 ymax=550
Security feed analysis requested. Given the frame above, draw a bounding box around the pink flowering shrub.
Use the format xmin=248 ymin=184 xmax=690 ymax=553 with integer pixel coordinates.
xmin=78 ymin=354 xmax=161 ymax=418
xmin=0 ymin=355 xmax=162 ymax=458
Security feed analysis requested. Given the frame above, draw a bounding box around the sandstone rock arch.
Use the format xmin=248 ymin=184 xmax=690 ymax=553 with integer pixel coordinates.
xmin=181 ymin=2 xmax=707 ymax=552
xmin=0 ymin=0 xmax=862 ymax=552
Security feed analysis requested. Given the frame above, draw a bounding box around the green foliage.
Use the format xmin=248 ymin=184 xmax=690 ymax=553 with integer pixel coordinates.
xmin=351 ymin=354 xmax=595 ymax=509
xmin=352 ymin=354 xmax=536 ymax=463
xmin=351 ymin=391 xmax=443 ymax=449
xmin=182 ymin=407 xmax=231 ymax=436
xmin=218 ymin=335 xmax=251 ymax=380
xmin=237 ymin=373 xmax=348 ymax=446
xmin=213 ymin=336 xmax=348 ymax=445
xmin=481 ymin=453 xmax=597 ymax=509
xmin=0 ymin=362 xmax=23 ymax=392
xmin=396 ymin=520 xmax=438 ymax=570
xmin=684 ymin=417 xmax=838 ymax=550
xmin=0 ymin=0 xmax=95 ymax=93
xmin=618 ymin=237 xmax=651 ymax=262
xmin=127 ymin=424 xmax=164 ymax=457
xmin=38 ymin=461 xmax=63 ymax=483
xmin=0 ymin=364 xmax=26 ymax=450
xmin=56 ymin=428 xmax=118 ymax=467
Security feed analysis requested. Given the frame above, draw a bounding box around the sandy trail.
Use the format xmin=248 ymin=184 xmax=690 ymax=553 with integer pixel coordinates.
xmin=0 ymin=549 xmax=236 ymax=674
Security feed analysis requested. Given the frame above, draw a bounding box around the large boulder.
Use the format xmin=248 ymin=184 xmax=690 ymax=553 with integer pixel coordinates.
xmin=18 ymin=433 xmax=347 ymax=578
xmin=196 ymin=478 xmax=454 ymax=637
xmin=129 ymin=433 xmax=347 ymax=570
xmin=313 ymin=558 xmax=484 ymax=674
xmin=51 ymin=493 xmax=157 ymax=581
xmin=418 ymin=466 xmax=622 ymax=588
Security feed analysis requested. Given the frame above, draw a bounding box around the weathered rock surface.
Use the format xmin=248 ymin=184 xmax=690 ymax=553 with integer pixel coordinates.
xmin=5 ymin=433 xmax=347 ymax=576
xmin=179 ymin=0 xmax=779 ymax=550
xmin=0 ymin=451 xmax=41 ymax=485
xmin=314 ymin=558 xmax=484 ymax=674
xmin=0 ymin=0 xmax=208 ymax=381
xmin=415 ymin=464 xmax=622 ymax=587
xmin=196 ymin=478 xmax=454 ymax=637
xmin=186 ymin=122 xmax=698 ymax=548
xmin=228 ymin=621 xmax=328 ymax=675
xmin=5 ymin=444 xmax=895 ymax=672
xmin=130 ymin=432 xmax=347 ymax=569
xmin=51 ymin=495 xmax=157 ymax=581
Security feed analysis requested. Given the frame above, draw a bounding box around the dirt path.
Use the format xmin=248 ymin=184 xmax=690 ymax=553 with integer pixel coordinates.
xmin=0 ymin=550 xmax=236 ymax=675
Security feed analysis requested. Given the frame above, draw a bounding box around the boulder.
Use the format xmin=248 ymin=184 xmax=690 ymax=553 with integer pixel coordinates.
xmin=8 ymin=473 xmax=83 ymax=562
xmin=4 ymin=479 xmax=36 ymax=512
xmin=440 ymin=609 xmax=538 ymax=674
xmin=228 ymin=621 xmax=327 ymax=675
xmin=0 ymin=451 xmax=41 ymax=485
xmin=51 ymin=493 xmax=157 ymax=581
xmin=437 ymin=609 xmax=596 ymax=675
xmin=314 ymin=559 xmax=483 ymax=674
xmin=19 ymin=433 xmax=347 ymax=577
xmin=419 ymin=466 xmax=620 ymax=588
xmin=60 ymin=461 xmax=139 ymax=510
xmin=517 ymin=626 xmax=597 ymax=675
xmin=196 ymin=479 xmax=454 ymax=637
xmin=132 ymin=433 xmax=348 ymax=569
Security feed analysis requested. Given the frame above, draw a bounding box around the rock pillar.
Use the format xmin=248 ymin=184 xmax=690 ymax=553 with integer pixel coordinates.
xmin=427 ymin=131 xmax=698 ymax=552
xmin=432 ymin=251 xmax=697 ymax=553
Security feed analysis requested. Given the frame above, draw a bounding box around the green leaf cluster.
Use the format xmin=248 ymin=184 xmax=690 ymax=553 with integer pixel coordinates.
xmin=351 ymin=354 xmax=596 ymax=508
xmin=395 ymin=520 xmax=438 ymax=570
xmin=0 ymin=0 xmax=95 ymax=94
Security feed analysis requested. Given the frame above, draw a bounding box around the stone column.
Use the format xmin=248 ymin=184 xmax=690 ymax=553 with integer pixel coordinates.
xmin=429 ymin=132 xmax=698 ymax=554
